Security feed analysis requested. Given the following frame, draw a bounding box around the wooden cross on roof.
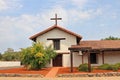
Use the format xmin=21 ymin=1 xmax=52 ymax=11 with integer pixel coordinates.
xmin=50 ymin=13 xmax=62 ymax=25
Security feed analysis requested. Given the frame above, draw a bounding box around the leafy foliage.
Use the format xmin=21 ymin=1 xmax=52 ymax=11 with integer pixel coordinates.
xmin=0 ymin=53 xmax=2 ymax=60
xmin=102 ymin=36 xmax=120 ymax=40
xmin=0 ymin=48 xmax=21 ymax=61
xmin=1 ymin=51 xmax=21 ymax=61
xmin=111 ymin=65 xmax=119 ymax=71
xmin=21 ymin=42 xmax=57 ymax=70
xmin=78 ymin=63 xmax=93 ymax=72
xmin=114 ymin=63 xmax=120 ymax=68
xmin=98 ymin=63 xmax=120 ymax=71
xmin=98 ymin=64 xmax=112 ymax=70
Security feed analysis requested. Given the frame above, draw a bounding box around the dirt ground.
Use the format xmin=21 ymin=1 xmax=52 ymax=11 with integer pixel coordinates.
xmin=0 ymin=67 xmax=120 ymax=80
xmin=0 ymin=67 xmax=51 ymax=76
xmin=0 ymin=67 xmax=119 ymax=76
xmin=57 ymin=67 xmax=117 ymax=74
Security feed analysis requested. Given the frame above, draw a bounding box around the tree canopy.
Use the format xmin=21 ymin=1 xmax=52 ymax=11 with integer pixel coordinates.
xmin=0 ymin=48 xmax=21 ymax=61
xmin=21 ymin=42 xmax=57 ymax=70
xmin=101 ymin=36 xmax=120 ymax=40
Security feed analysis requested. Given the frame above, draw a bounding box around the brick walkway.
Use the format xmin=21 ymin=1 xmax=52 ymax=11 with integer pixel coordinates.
xmin=45 ymin=67 xmax=60 ymax=78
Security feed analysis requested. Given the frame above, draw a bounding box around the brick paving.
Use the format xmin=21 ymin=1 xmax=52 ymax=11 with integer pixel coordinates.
xmin=45 ymin=67 xmax=60 ymax=78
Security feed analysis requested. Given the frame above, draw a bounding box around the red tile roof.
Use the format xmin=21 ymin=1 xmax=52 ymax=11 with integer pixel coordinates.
xmin=71 ymin=40 xmax=120 ymax=49
xmin=29 ymin=25 xmax=82 ymax=41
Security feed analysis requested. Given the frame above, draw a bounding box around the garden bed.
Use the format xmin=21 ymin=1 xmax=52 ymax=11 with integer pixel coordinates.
xmin=57 ymin=67 xmax=120 ymax=77
xmin=57 ymin=67 xmax=120 ymax=74
xmin=1 ymin=67 xmax=120 ymax=77
xmin=0 ymin=67 xmax=51 ymax=77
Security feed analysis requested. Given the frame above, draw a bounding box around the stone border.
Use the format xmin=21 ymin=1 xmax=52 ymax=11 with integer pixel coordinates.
xmin=0 ymin=73 xmax=44 ymax=77
xmin=57 ymin=72 xmax=120 ymax=77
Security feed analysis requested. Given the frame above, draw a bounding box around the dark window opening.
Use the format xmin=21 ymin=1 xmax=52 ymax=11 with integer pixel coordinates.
xmin=47 ymin=38 xmax=65 ymax=50
xmin=90 ymin=53 xmax=97 ymax=64
xmin=53 ymin=39 xmax=60 ymax=50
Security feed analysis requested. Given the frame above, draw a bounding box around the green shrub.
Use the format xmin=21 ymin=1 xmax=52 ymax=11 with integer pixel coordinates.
xmin=114 ymin=63 xmax=120 ymax=68
xmin=98 ymin=63 xmax=119 ymax=71
xmin=98 ymin=64 xmax=112 ymax=70
xmin=78 ymin=63 xmax=93 ymax=72
xmin=78 ymin=63 xmax=88 ymax=72
xmin=111 ymin=65 xmax=119 ymax=71
xmin=21 ymin=42 xmax=57 ymax=70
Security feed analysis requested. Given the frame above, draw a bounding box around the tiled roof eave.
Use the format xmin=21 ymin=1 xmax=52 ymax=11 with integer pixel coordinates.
xmin=69 ymin=46 xmax=120 ymax=52
xmin=29 ymin=25 xmax=82 ymax=41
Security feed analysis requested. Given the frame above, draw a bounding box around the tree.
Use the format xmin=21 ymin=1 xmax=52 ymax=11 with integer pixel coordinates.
xmin=21 ymin=42 xmax=57 ymax=70
xmin=101 ymin=36 xmax=120 ymax=40
xmin=2 ymin=51 xmax=21 ymax=61
xmin=0 ymin=53 xmax=2 ymax=60
xmin=4 ymin=48 xmax=14 ymax=53
xmin=1 ymin=48 xmax=21 ymax=61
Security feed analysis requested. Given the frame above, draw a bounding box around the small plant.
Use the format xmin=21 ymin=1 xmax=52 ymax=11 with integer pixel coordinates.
xmin=111 ymin=65 xmax=119 ymax=71
xmin=114 ymin=63 xmax=120 ymax=68
xmin=78 ymin=63 xmax=93 ymax=72
xmin=98 ymin=64 xmax=112 ymax=70
xmin=78 ymin=63 xmax=88 ymax=72
xmin=98 ymin=63 xmax=119 ymax=71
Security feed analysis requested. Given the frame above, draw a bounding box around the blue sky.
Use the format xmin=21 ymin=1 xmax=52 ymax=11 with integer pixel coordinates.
xmin=0 ymin=0 xmax=120 ymax=53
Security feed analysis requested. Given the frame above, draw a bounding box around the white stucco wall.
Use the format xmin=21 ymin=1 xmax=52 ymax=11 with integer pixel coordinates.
xmin=104 ymin=51 xmax=120 ymax=64
xmin=63 ymin=54 xmax=70 ymax=67
xmin=92 ymin=51 xmax=120 ymax=66
xmin=36 ymin=28 xmax=77 ymax=67
xmin=73 ymin=52 xmax=82 ymax=67
xmin=0 ymin=61 xmax=21 ymax=67
xmin=78 ymin=51 xmax=120 ymax=67
xmin=36 ymin=28 xmax=77 ymax=52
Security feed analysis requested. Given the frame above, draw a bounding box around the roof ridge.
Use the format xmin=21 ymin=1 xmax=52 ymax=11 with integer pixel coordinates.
xmin=81 ymin=40 xmax=120 ymax=42
xmin=29 ymin=25 xmax=82 ymax=41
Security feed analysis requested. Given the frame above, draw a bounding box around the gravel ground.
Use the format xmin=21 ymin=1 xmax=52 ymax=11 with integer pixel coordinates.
xmin=0 ymin=66 xmax=22 ymax=70
xmin=0 ymin=77 xmax=120 ymax=80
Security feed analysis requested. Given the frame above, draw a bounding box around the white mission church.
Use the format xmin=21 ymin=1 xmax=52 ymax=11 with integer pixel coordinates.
xmin=29 ymin=14 xmax=120 ymax=72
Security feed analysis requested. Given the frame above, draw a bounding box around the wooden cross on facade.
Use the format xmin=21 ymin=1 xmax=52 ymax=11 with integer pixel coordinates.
xmin=50 ymin=13 xmax=62 ymax=25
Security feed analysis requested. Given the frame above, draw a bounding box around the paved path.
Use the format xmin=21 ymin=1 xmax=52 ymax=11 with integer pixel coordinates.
xmin=0 ymin=77 xmax=120 ymax=80
xmin=45 ymin=67 xmax=60 ymax=78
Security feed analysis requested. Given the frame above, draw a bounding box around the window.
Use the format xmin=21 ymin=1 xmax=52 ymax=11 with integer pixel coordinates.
xmin=53 ymin=39 xmax=60 ymax=50
xmin=90 ymin=53 xmax=97 ymax=64
xmin=47 ymin=38 xmax=65 ymax=50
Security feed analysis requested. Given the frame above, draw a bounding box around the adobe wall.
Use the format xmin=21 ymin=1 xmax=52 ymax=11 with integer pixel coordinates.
xmin=0 ymin=61 xmax=21 ymax=67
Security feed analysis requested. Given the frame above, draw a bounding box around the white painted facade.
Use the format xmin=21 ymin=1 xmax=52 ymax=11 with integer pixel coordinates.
xmin=104 ymin=51 xmax=120 ymax=64
xmin=36 ymin=28 xmax=77 ymax=67
xmin=35 ymin=27 xmax=120 ymax=67
xmin=73 ymin=51 xmax=120 ymax=67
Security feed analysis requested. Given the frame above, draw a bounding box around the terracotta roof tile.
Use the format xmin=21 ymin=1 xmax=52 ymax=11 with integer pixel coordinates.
xmin=71 ymin=40 xmax=120 ymax=49
xmin=29 ymin=25 xmax=82 ymax=41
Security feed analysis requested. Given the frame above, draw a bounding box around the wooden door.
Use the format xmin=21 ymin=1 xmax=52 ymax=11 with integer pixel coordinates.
xmin=53 ymin=54 xmax=62 ymax=67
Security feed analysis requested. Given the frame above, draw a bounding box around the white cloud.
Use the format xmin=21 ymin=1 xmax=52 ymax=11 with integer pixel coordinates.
xmin=0 ymin=0 xmax=22 ymax=11
xmin=111 ymin=13 xmax=118 ymax=19
xmin=47 ymin=6 xmax=68 ymax=27
xmin=68 ymin=8 xmax=103 ymax=21
xmin=0 ymin=6 xmax=69 ymax=52
xmin=0 ymin=0 xmax=7 ymax=10
xmin=0 ymin=2 xmax=106 ymax=52
xmin=0 ymin=4 xmax=105 ymax=52
xmin=71 ymin=0 xmax=88 ymax=8
xmin=0 ymin=15 xmax=40 ymax=52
